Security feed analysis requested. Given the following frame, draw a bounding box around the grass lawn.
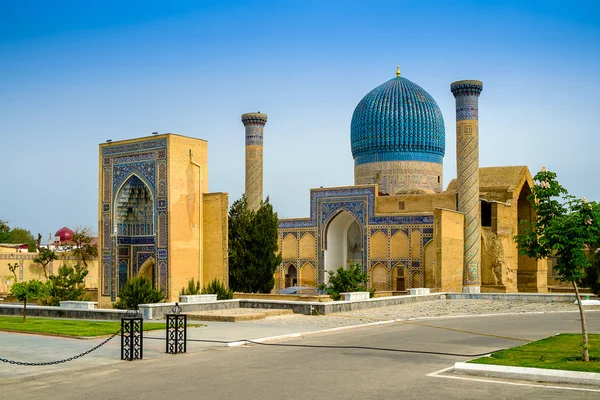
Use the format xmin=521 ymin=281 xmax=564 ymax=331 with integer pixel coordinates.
xmin=469 ymin=333 xmax=600 ymax=373
xmin=0 ymin=315 xmax=168 ymax=337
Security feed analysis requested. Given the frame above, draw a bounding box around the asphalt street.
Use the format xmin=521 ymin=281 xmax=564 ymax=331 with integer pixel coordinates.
xmin=1 ymin=311 xmax=600 ymax=399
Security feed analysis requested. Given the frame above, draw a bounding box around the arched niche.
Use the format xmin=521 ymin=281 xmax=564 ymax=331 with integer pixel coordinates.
xmin=114 ymin=175 xmax=154 ymax=236
xmin=118 ymin=261 xmax=128 ymax=294
xmin=299 ymin=233 xmax=316 ymax=259
xmin=137 ymin=257 xmax=155 ymax=284
xmin=282 ymin=234 xmax=298 ymax=259
xmin=391 ymin=263 xmax=407 ymax=291
xmin=423 ymin=241 xmax=435 ymax=288
xmin=284 ymin=263 xmax=297 ymax=288
xmin=300 ymin=263 xmax=316 ymax=287
xmin=390 ymin=231 xmax=409 ymax=258
xmin=370 ymin=263 xmax=388 ymax=291
xmin=369 ymin=231 xmax=388 ymax=259
xmin=411 ymin=271 xmax=421 ymax=288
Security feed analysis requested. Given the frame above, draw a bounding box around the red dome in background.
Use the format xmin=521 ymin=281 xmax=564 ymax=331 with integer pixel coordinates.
xmin=55 ymin=227 xmax=74 ymax=243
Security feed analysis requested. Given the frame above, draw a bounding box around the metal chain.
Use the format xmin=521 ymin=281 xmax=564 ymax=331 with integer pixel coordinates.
xmin=0 ymin=329 xmax=121 ymax=366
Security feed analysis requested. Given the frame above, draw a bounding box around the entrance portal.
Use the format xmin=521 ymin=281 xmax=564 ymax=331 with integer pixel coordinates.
xmin=324 ymin=210 xmax=362 ymax=282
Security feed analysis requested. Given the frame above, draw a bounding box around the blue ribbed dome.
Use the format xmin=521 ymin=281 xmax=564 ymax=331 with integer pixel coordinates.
xmin=351 ymin=76 xmax=445 ymax=165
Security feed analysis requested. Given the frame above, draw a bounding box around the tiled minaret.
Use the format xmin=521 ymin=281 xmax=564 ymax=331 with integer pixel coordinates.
xmin=451 ymin=80 xmax=483 ymax=293
xmin=242 ymin=112 xmax=268 ymax=211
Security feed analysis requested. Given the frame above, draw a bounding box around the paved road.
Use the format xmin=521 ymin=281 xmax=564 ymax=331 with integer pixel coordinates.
xmin=1 ymin=311 xmax=599 ymax=399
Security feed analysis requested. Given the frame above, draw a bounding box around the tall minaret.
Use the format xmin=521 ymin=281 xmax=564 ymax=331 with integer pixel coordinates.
xmin=451 ymin=80 xmax=483 ymax=294
xmin=241 ymin=112 xmax=268 ymax=211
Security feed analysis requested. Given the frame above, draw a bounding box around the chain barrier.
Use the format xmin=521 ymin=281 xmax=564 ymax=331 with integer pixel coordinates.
xmin=0 ymin=329 xmax=121 ymax=367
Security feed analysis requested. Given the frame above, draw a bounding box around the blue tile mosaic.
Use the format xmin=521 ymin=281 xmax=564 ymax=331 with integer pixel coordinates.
xmin=350 ymin=76 xmax=445 ymax=165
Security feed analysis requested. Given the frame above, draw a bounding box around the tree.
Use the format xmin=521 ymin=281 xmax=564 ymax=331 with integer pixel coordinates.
xmin=33 ymin=247 xmax=58 ymax=279
xmin=228 ymin=196 xmax=282 ymax=293
xmin=0 ymin=221 xmax=36 ymax=251
xmin=514 ymin=168 xmax=600 ymax=362
xmin=113 ymin=277 xmax=165 ymax=310
xmin=0 ymin=220 xmax=10 ymax=242
xmin=201 ymin=278 xmax=233 ymax=300
xmin=41 ymin=264 xmax=89 ymax=306
xmin=7 ymin=228 xmax=36 ymax=252
xmin=70 ymin=227 xmax=98 ymax=269
xmin=318 ymin=264 xmax=368 ymax=300
xmin=10 ymin=280 xmax=48 ymax=322
xmin=8 ymin=262 xmax=18 ymax=282
xmin=180 ymin=278 xmax=202 ymax=295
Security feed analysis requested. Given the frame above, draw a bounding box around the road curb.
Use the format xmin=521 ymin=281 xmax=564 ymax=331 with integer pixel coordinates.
xmin=454 ymin=361 xmax=600 ymax=386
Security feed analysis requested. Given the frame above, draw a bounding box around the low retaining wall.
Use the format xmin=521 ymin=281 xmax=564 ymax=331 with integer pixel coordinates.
xmin=237 ymin=293 xmax=446 ymax=315
xmin=1 ymin=292 xmax=594 ymax=320
xmin=0 ymin=304 xmax=128 ymax=320
xmin=448 ymin=293 xmax=598 ymax=302
xmin=138 ymin=300 xmax=240 ymax=320
xmin=233 ymin=293 xmax=333 ymax=302
xmin=179 ymin=294 xmax=218 ymax=303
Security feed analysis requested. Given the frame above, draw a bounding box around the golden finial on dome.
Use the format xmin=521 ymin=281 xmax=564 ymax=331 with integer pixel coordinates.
xmin=396 ymin=65 xmax=401 ymax=76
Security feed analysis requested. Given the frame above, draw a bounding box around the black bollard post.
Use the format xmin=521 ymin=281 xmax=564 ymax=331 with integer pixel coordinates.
xmin=121 ymin=310 xmax=143 ymax=360
xmin=166 ymin=302 xmax=187 ymax=354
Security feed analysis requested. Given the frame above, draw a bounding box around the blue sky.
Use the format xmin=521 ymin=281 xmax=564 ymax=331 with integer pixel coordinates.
xmin=1 ymin=0 xmax=598 ymax=237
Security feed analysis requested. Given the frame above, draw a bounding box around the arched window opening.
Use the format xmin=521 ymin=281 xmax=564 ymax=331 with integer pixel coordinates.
xmin=115 ymin=176 xmax=154 ymax=236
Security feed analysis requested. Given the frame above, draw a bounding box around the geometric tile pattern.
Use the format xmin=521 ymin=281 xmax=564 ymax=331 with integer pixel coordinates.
xmin=451 ymin=80 xmax=483 ymax=287
xmin=100 ymin=138 xmax=168 ymax=300
xmin=278 ymin=185 xmax=434 ymax=287
xmin=351 ymin=75 xmax=445 ymax=166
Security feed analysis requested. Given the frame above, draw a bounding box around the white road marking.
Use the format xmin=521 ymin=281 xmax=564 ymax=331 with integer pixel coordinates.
xmin=427 ymin=366 xmax=600 ymax=393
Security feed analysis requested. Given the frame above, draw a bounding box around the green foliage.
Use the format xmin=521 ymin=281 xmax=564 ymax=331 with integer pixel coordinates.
xmin=10 ymin=280 xmax=48 ymax=302
xmin=8 ymin=262 xmax=18 ymax=282
xmin=469 ymin=334 xmax=600 ymax=373
xmin=180 ymin=278 xmax=202 ymax=295
xmin=0 ymin=316 xmax=167 ymax=337
xmin=514 ymin=168 xmax=600 ymax=362
xmin=228 ymin=196 xmax=282 ymax=293
xmin=319 ymin=264 xmax=368 ymax=301
xmin=514 ymin=169 xmax=600 ymax=284
xmin=0 ymin=220 xmax=9 ymax=241
xmin=40 ymin=264 xmax=89 ymax=306
xmin=201 ymin=278 xmax=233 ymax=300
xmin=10 ymin=279 xmax=49 ymax=321
xmin=0 ymin=221 xmax=36 ymax=251
xmin=70 ymin=227 xmax=98 ymax=269
xmin=113 ymin=277 xmax=165 ymax=310
xmin=582 ymin=247 xmax=600 ymax=295
xmin=33 ymin=248 xmax=59 ymax=279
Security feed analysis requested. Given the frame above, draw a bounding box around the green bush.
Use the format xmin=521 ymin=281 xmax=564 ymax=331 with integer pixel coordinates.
xmin=320 ymin=264 xmax=368 ymax=301
xmin=201 ymin=278 xmax=233 ymax=300
xmin=10 ymin=279 xmax=49 ymax=321
xmin=180 ymin=278 xmax=201 ymax=295
xmin=113 ymin=277 xmax=165 ymax=310
xmin=41 ymin=264 xmax=88 ymax=306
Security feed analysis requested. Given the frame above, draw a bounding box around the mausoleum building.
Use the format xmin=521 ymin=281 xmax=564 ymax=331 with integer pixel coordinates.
xmin=271 ymin=68 xmax=546 ymax=294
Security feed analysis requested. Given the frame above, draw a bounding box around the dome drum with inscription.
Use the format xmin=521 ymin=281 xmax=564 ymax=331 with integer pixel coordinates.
xmin=351 ymin=67 xmax=445 ymax=194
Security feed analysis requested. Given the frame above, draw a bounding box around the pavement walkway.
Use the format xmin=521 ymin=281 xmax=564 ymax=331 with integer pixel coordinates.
xmin=1 ymin=299 xmax=598 ymax=383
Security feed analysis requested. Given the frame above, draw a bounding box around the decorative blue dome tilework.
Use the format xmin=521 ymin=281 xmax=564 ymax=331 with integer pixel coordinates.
xmin=351 ymin=76 xmax=445 ymax=165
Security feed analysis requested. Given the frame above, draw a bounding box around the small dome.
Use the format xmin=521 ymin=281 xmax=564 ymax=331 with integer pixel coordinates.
xmin=351 ymin=75 xmax=445 ymax=165
xmin=55 ymin=227 xmax=74 ymax=243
